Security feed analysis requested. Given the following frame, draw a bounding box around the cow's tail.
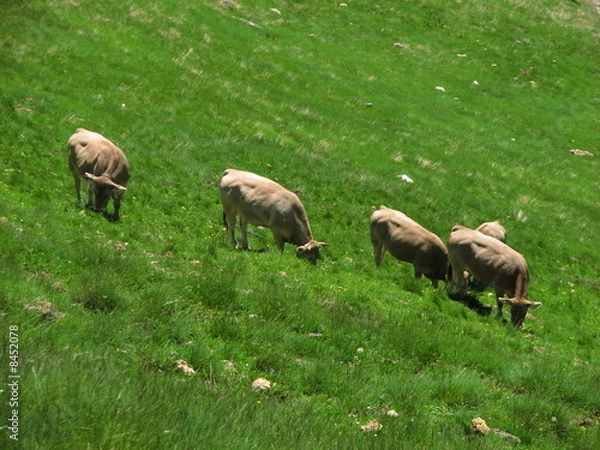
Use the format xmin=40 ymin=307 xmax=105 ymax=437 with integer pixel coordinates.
xmin=445 ymin=263 xmax=454 ymax=294
xmin=446 ymin=263 xmax=453 ymax=282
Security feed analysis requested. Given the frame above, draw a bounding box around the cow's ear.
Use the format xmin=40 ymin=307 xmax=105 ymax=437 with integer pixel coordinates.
xmin=84 ymin=172 xmax=98 ymax=181
xmin=498 ymin=297 xmax=513 ymax=305
xmin=527 ymin=301 xmax=542 ymax=309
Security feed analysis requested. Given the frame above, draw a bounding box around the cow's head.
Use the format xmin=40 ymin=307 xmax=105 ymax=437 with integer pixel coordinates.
xmin=498 ymin=297 xmax=542 ymax=328
xmin=84 ymin=172 xmax=127 ymax=213
xmin=296 ymin=240 xmax=329 ymax=265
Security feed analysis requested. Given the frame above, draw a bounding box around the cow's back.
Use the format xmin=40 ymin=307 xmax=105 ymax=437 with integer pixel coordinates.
xmin=221 ymin=169 xmax=288 ymax=204
xmin=371 ymin=207 xmax=439 ymax=257
xmin=220 ymin=169 xmax=305 ymax=228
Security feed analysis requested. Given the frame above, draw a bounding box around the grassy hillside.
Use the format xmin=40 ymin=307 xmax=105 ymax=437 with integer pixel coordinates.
xmin=1 ymin=0 xmax=599 ymax=448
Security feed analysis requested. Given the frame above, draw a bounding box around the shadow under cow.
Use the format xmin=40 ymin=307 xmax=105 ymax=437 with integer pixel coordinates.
xmin=237 ymin=247 xmax=268 ymax=254
xmin=448 ymin=292 xmax=493 ymax=317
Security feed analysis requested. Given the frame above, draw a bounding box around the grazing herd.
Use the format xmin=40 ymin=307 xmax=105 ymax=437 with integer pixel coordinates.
xmin=68 ymin=129 xmax=542 ymax=327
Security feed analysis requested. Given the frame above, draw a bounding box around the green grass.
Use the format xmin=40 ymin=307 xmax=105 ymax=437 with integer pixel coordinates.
xmin=1 ymin=0 xmax=599 ymax=448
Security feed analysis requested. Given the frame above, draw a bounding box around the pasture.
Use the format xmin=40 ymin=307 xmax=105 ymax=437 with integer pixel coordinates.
xmin=1 ymin=1 xmax=599 ymax=448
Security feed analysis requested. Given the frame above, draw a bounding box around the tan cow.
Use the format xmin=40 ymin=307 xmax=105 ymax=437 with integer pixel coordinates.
xmin=467 ymin=221 xmax=507 ymax=286
xmin=370 ymin=206 xmax=449 ymax=288
xmin=68 ymin=128 xmax=130 ymax=221
xmin=220 ymin=169 xmax=328 ymax=264
xmin=476 ymin=220 xmax=507 ymax=243
xmin=447 ymin=225 xmax=541 ymax=327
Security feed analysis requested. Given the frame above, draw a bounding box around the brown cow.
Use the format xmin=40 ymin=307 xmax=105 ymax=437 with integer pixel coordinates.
xmin=476 ymin=220 xmax=507 ymax=243
xmin=370 ymin=206 xmax=449 ymax=288
xmin=220 ymin=169 xmax=328 ymax=264
xmin=447 ymin=225 xmax=541 ymax=327
xmin=68 ymin=128 xmax=130 ymax=221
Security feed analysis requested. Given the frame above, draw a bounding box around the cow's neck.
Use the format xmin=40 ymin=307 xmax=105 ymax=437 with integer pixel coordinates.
xmin=290 ymin=222 xmax=313 ymax=246
xmin=514 ymin=272 xmax=529 ymax=299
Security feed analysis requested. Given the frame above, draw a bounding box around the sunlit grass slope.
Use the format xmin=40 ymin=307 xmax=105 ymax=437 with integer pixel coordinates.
xmin=1 ymin=0 xmax=599 ymax=448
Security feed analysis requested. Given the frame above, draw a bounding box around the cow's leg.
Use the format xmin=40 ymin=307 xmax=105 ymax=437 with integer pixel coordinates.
xmin=371 ymin=236 xmax=385 ymax=266
xmin=496 ymin=292 xmax=505 ymax=319
xmin=413 ymin=266 xmax=423 ymax=280
xmin=448 ymin=261 xmax=467 ymax=293
xmin=239 ymin=218 xmax=250 ymax=250
xmin=73 ymin=174 xmax=82 ymax=204
xmin=496 ymin=299 xmax=504 ymax=318
xmin=86 ymin=180 xmax=95 ymax=209
xmin=415 ymin=266 xmax=438 ymax=288
xmin=69 ymin=161 xmax=82 ymax=205
xmin=273 ymin=232 xmax=285 ymax=252
xmin=111 ymin=191 xmax=123 ymax=221
xmin=223 ymin=211 xmax=238 ymax=249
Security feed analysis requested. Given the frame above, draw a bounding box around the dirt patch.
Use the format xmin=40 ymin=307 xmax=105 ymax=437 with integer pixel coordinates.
xmin=25 ymin=300 xmax=64 ymax=321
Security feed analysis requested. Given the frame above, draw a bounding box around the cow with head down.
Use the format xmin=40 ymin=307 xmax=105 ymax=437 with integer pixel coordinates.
xmin=220 ymin=169 xmax=328 ymax=264
xmin=370 ymin=206 xmax=449 ymax=288
xmin=68 ymin=128 xmax=130 ymax=221
xmin=447 ymin=225 xmax=541 ymax=327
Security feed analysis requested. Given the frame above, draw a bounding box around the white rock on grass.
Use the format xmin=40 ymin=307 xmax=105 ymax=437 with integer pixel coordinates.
xmin=175 ymin=360 xmax=196 ymax=375
xmin=470 ymin=417 xmax=491 ymax=435
xmin=470 ymin=417 xmax=521 ymax=443
xmin=569 ymin=149 xmax=593 ymax=156
xmin=361 ymin=419 xmax=383 ymax=432
xmin=252 ymin=377 xmax=272 ymax=392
